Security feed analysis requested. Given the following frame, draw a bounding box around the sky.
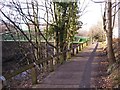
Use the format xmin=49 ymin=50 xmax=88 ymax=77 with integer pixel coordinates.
xmin=0 ymin=0 xmax=103 ymax=29
xmin=0 ymin=0 xmax=119 ymax=38
xmin=80 ymin=0 xmax=103 ymax=31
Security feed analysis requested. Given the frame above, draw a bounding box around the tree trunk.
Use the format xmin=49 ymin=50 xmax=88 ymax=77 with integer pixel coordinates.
xmin=107 ymin=1 xmax=115 ymax=64
xmin=107 ymin=33 xmax=115 ymax=64
xmin=53 ymin=3 xmax=60 ymax=64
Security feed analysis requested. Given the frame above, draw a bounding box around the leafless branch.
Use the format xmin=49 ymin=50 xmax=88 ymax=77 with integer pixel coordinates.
xmin=1 ymin=20 xmax=16 ymax=41
xmin=112 ymin=1 xmax=117 ymax=29
xmin=91 ymin=0 xmax=106 ymax=3
xmin=102 ymin=2 xmax=108 ymax=33
xmin=79 ymin=0 xmax=90 ymax=17
xmin=112 ymin=7 xmax=120 ymax=17
xmin=0 ymin=9 xmax=37 ymax=49
xmin=112 ymin=2 xmax=120 ymax=9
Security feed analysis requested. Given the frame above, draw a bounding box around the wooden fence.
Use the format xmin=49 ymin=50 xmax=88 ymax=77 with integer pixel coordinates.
xmin=3 ymin=40 xmax=90 ymax=85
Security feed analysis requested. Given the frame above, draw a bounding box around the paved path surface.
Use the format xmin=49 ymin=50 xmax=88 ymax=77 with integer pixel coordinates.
xmin=33 ymin=43 xmax=103 ymax=88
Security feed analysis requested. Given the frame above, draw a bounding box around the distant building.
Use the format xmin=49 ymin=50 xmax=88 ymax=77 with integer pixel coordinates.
xmin=1 ymin=22 xmax=53 ymax=41
xmin=28 ymin=23 xmax=46 ymax=31
xmin=0 ymin=23 xmax=28 ymax=41
xmin=0 ymin=23 xmax=18 ymax=41
xmin=0 ymin=23 xmax=16 ymax=34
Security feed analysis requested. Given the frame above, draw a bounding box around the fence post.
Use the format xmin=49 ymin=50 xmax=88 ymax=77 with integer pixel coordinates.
xmin=67 ymin=50 xmax=71 ymax=59
xmin=54 ymin=56 xmax=58 ymax=66
xmin=86 ymin=41 xmax=88 ymax=46
xmin=81 ymin=43 xmax=83 ymax=49
xmin=50 ymin=59 xmax=54 ymax=72
xmin=83 ymin=42 xmax=85 ymax=47
xmin=74 ymin=48 xmax=77 ymax=55
xmin=84 ymin=42 xmax=86 ymax=47
xmin=76 ymin=46 xmax=79 ymax=54
xmin=43 ymin=61 xmax=47 ymax=73
xmin=79 ymin=44 xmax=81 ymax=51
xmin=31 ymin=67 xmax=37 ymax=85
xmin=59 ymin=54 xmax=64 ymax=64
xmin=71 ymin=48 xmax=74 ymax=56
xmin=67 ymin=44 xmax=71 ymax=59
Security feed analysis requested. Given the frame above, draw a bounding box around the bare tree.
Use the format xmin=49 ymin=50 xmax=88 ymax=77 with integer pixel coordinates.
xmin=103 ymin=0 xmax=120 ymax=64
xmin=91 ymin=0 xmax=120 ymax=64
xmin=88 ymin=21 xmax=105 ymax=42
xmin=0 ymin=0 xmax=57 ymax=84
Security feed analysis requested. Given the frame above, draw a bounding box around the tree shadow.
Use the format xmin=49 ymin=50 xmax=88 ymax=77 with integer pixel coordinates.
xmin=79 ymin=43 xmax=98 ymax=88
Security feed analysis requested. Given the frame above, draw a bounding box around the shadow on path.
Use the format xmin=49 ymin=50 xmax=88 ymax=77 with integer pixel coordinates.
xmin=32 ymin=43 xmax=102 ymax=88
xmin=79 ymin=43 xmax=98 ymax=88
